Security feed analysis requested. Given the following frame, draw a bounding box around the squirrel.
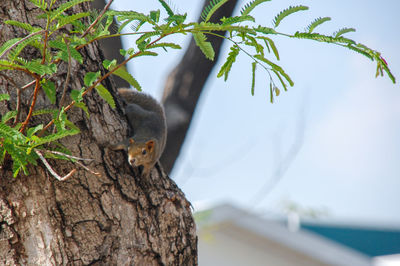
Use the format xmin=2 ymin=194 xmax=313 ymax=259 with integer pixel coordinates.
xmin=110 ymin=88 xmax=167 ymax=177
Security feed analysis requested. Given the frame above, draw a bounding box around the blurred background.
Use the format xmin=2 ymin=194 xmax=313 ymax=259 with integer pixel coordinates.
xmin=101 ymin=0 xmax=400 ymax=264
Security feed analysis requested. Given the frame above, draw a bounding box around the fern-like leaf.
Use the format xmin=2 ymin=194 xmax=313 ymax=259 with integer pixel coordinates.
xmin=333 ymin=27 xmax=356 ymax=38
xmin=255 ymin=26 xmax=277 ymax=35
xmin=221 ymin=15 xmax=255 ymax=26
xmin=217 ymin=45 xmax=240 ymax=81
xmin=33 ymin=128 xmax=80 ymax=148
xmin=254 ymin=54 xmax=293 ymax=86
xmin=1 ymin=111 xmax=17 ymax=123
xmin=53 ymin=12 xmax=90 ymax=31
xmin=148 ymin=42 xmax=182 ymax=51
xmin=201 ymin=0 xmax=229 ymax=22
xmin=49 ymin=0 xmax=91 ymax=22
xmin=272 ymin=69 xmax=288 ymax=91
xmin=0 ymin=38 xmax=21 ymax=58
xmin=5 ymin=20 xmax=41 ymax=33
xmin=0 ymin=122 xmax=26 ymax=141
xmin=112 ymin=66 xmax=142 ymax=91
xmin=193 ymin=32 xmax=215 ymax=60
xmin=306 ymin=17 xmax=331 ymax=33
xmin=158 ymin=0 xmax=174 ymax=17
xmin=241 ymin=0 xmax=271 ymax=16
xmin=136 ymin=31 xmax=160 ymax=50
xmin=346 ymin=45 xmax=374 ymax=60
xmin=8 ymin=34 xmax=42 ymax=62
xmin=294 ymin=32 xmax=356 ymax=45
xmin=28 ymin=0 xmax=47 ymax=10
xmin=273 ymin=5 xmax=309 ymax=28
xmin=257 ymin=36 xmax=279 ymax=60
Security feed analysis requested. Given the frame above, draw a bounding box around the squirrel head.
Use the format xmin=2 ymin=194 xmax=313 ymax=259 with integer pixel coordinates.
xmin=127 ymin=138 xmax=156 ymax=168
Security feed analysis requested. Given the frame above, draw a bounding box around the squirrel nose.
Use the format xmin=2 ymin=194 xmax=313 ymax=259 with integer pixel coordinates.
xmin=129 ymin=158 xmax=135 ymax=166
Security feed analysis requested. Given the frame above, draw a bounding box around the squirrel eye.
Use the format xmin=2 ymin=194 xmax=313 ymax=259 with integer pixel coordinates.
xmin=142 ymin=149 xmax=147 ymax=155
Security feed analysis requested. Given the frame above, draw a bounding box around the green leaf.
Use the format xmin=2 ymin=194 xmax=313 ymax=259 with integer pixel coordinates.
xmin=148 ymin=42 xmax=182 ymax=51
xmin=32 ymin=128 xmax=80 ymax=148
xmin=254 ymin=54 xmax=294 ymax=86
xmin=166 ymin=14 xmax=187 ymax=25
xmin=41 ymin=80 xmax=56 ymax=104
xmin=150 ymin=10 xmax=160 ymax=23
xmin=95 ymin=84 xmax=116 ymax=109
xmin=112 ymin=66 xmax=141 ymax=91
xmin=5 ymin=20 xmax=41 ymax=33
xmin=8 ymin=34 xmax=42 ymax=61
xmin=241 ymin=0 xmax=271 ymax=16
xmin=306 ymin=17 xmax=331 ymax=33
xmin=28 ymin=0 xmax=47 ymax=10
xmin=269 ymin=82 xmax=274 ymax=103
xmin=273 ymin=5 xmax=309 ymax=28
xmin=103 ymin=59 xmax=117 ymax=70
xmin=193 ymin=32 xmax=215 ymax=60
xmin=201 ymin=0 xmax=229 ymax=22
xmin=74 ymin=102 xmax=89 ymax=117
xmin=255 ymin=26 xmax=277 ymax=35
xmin=251 ymin=62 xmax=256 ymax=96
xmin=53 ymin=12 xmax=90 ymax=31
xmin=84 ymin=71 xmax=101 ymax=87
xmin=333 ymin=27 xmax=356 ymax=38
xmin=1 ymin=111 xmax=17 ymax=123
xmin=217 ymin=45 xmax=240 ymax=81
xmin=0 ymin=122 xmax=26 ymax=141
xmin=0 ymin=94 xmax=10 ymax=101
xmin=158 ymin=0 xmax=174 ymax=17
xmin=272 ymin=69 xmax=288 ymax=92
xmin=70 ymin=89 xmax=84 ymax=102
xmin=220 ymin=15 xmax=255 ymax=26
xmin=258 ymin=37 xmax=279 ymax=60
xmin=25 ymin=61 xmax=57 ymax=75
xmin=27 ymin=124 xmax=44 ymax=138
xmin=0 ymin=38 xmax=21 ymax=58
xmin=49 ymin=0 xmax=91 ymax=22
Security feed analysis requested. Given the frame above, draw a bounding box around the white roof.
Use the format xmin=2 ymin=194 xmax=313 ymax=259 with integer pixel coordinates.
xmin=197 ymin=203 xmax=372 ymax=266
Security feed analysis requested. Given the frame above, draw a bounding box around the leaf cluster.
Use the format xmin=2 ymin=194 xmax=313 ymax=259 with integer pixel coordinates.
xmin=0 ymin=0 xmax=395 ymax=178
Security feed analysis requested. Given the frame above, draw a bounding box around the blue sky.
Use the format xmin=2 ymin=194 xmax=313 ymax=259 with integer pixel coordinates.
xmin=111 ymin=0 xmax=400 ymax=224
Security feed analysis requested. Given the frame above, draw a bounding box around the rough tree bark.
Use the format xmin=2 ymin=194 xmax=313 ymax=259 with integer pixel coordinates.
xmin=0 ymin=1 xmax=197 ymax=265
xmin=160 ymin=0 xmax=239 ymax=174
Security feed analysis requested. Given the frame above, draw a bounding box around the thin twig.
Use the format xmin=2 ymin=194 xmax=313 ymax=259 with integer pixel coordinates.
xmin=41 ymin=30 xmax=49 ymax=64
xmin=35 ymin=149 xmax=77 ymax=181
xmin=21 ymin=80 xmax=36 ymax=90
xmin=81 ymin=0 xmax=114 ymax=38
xmin=0 ymin=30 xmax=45 ymax=59
xmin=75 ymin=160 xmax=101 ymax=176
xmin=19 ymin=76 xmax=40 ymax=133
xmin=14 ymin=88 xmax=21 ymax=125
xmin=39 ymin=149 xmax=94 ymax=161
xmin=38 ymin=149 xmax=100 ymax=176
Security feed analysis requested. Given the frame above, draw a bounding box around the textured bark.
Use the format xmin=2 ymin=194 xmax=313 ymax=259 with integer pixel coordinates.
xmin=0 ymin=1 xmax=197 ymax=265
xmin=160 ymin=0 xmax=239 ymax=174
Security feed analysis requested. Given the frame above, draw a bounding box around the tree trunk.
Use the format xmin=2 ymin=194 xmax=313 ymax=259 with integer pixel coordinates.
xmin=0 ymin=1 xmax=197 ymax=265
xmin=160 ymin=0 xmax=239 ymax=174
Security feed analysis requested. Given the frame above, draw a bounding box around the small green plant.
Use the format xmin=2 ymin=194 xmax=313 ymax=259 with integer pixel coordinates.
xmin=0 ymin=0 xmax=395 ymax=179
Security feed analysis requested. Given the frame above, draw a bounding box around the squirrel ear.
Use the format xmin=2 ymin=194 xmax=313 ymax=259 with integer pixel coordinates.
xmin=146 ymin=140 xmax=155 ymax=151
xmin=129 ymin=138 xmax=135 ymax=144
